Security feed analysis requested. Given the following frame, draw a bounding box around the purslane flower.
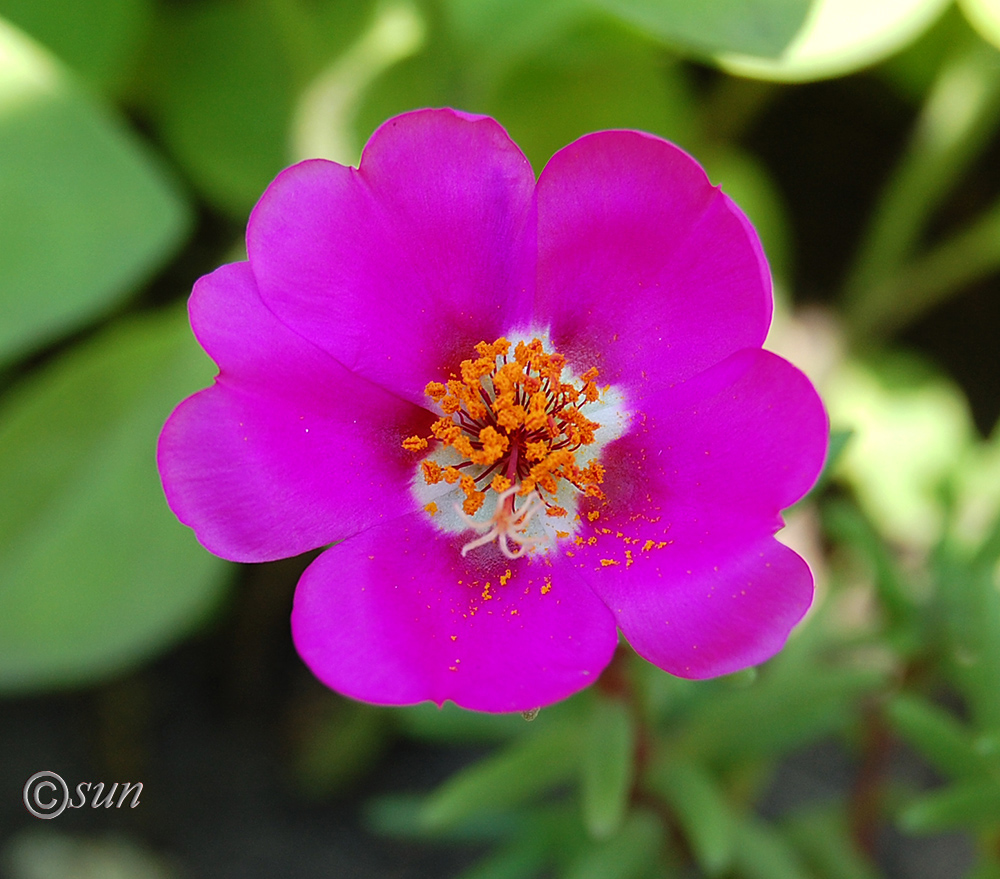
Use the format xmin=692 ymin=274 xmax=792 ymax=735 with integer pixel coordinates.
xmin=157 ymin=108 xmax=828 ymax=713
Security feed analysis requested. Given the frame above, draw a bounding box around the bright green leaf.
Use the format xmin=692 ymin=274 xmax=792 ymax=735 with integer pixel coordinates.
xmin=593 ymin=0 xmax=813 ymax=58
xmin=718 ymin=0 xmax=950 ymax=82
xmin=0 ymin=19 xmax=190 ymax=365
xmin=0 ymin=307 xmax=229 ymax=692
xmin=961 ymin=0 xmax=1000 ymax=50
xmin=581 ymin=698 xmax=634 ymax=839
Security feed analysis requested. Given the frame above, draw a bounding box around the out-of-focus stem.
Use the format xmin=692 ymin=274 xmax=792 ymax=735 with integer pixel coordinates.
xmin=291 ymin=2 xmax=426 ymax=165
xmin=859 ymin=195 xmax=1000 ymax=336
xmin=843 ymin=42 xmax=1000 ymax=340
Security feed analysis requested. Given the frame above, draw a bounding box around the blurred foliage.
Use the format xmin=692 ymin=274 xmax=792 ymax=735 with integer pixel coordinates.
xmin=3 ymin=0 xmax=1000 ymax=876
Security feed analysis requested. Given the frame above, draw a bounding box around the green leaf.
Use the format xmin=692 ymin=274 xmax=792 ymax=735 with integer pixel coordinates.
xmin=783 ymin=807 xmax=881 ymax=879
xmin=0 ymin=19 xmax=190 ymax=365
xmin=887 ymin=694 xmax=992 ymax=780
xmin=937 ymin=557 xmax=1000 ymax=732
xmin=453 ymin=843 xmax=547 ymax=879
xmin=484 ymin=20 xmax=698 ymax=170
xmin=898 ymin=779 xmax=1000 ymax=833
xmin=0 ymin=307 xmax=229 ymax=692
xmin=961 ymin=0 xmax=1000 ymax=51
xmin=646 ymin=758 xmax=733 ymax=876
xmin=291 ymin=697 xmax=392 ymax=798
xmin=681 ymin=665 xmax=884 ymax=763
xmin=420 ymin=719 xmax=584 ymax=830
xmin=718 ymin=0 xmax=950 ymax=82
xmin=564 ymin=811 xmax=663 ymax=879
xmin=0 ymin=0 xmax=150 ymax=93
xmin=581 ymin=698 xmax=635 ymax=839
xmin=593 ymin=0 xmax=813 ymax=58
xmin=147 ymin=0 xmax=371 ymax=218
xmin=443 ymin=0 xmax=586 ymax=85
xmin=731 ymin=817 xmax=813 ymax=879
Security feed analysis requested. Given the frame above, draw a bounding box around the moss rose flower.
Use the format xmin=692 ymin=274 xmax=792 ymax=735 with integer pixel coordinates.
xmin=158 ymin=108 xmax=828 ymax=713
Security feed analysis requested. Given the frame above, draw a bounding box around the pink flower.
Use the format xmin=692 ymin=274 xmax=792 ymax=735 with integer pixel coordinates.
xmin=158 ymin=108 xmax=827 ymax=713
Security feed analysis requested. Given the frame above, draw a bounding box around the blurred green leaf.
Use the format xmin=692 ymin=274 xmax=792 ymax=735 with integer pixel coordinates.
xmin=453 ymin=842 xmax=547 ymax=879
xmin=898 ymin=779 xmax=1000 ymax=833
xmin=366 ymin=793 xmax=524 ymax=841
xmin=420 ymin=719 xmax=584 ymax=829
xmin=485 ymin=20 xmax=698 ymax=171
xmin=842 ymin=39 xmax=1000 ymax=337
xmin=0 ymin=19 xmax=190 ymax=365
xmin=719 ymin=0 xmax=950 ymax=82
xmin=147 ymin=0 xmax=371 ymax=218
xmin=937 ymin=557 xmax=1000 ymax=732
xmin=961 ymin=0 xmax=1000 ymax=50
xmin=646 ymin=757 xmax=734 ymax=876
xmin=145 ymin=0 xmax=295 ymax=218
xmin=968 ymin=857 xmax=1000 ymax=879
xmin=291 ymin=2 xmax=425 ymax=165
xmin=564 ymin=810 xmax=663 ymax=879
xmin=581 ymin=697 xmax=634 ymax=839
xmin=824 ymin=356 xmax=974 ymax=548
xmin=0 ymin=307 xmax=229 ymax=692
xmin=783 ymin=807 xmax=881 ymax=879
xmin=444 ymin=0 xmax=586 ymax=84
xmin=593 ymin=0 xmax=813 ymax=58
xmin=822 ymin=499 xmax=916 ymax=633
xmin=292 ymin=697 xmax=392 ymax=798
xmin=0 ymin=0 xmax=150 ymax=93
xmin=887 ymin=694 xmax=993 ymax=780
xmin=731 ymin=816 xmax=813 ymax=879
xmin=682 ymin=664 xmax=884 ymax=763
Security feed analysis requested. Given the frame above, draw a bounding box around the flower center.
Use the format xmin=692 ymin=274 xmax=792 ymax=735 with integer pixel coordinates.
xmin=403 ymin=337 xmax=607 ymax=558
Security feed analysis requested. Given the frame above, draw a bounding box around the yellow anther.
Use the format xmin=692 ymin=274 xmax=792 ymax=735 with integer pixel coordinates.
xmin=425 ymin=381 xmax=448 ymax=401
xmin=491 ymin=474 xmax=511 ymax=492
xmin=422 ymin=461 xmax=443 ymax=483
xmin=524 ymin=440 xmax=548 ymax=461
xmin=402 ymin=435 xmax=428 ymax=451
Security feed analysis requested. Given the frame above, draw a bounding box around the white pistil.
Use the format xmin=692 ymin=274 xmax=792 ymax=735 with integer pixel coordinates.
xmin=457 ymin=484 xmax=546 ymax=559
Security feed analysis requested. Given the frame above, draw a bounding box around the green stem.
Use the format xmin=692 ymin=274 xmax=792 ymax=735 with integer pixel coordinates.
xmin=842 ymin=42 xmax=1000 ymax=340
xmin=860 ymin=195 xmax=1000 ymax=336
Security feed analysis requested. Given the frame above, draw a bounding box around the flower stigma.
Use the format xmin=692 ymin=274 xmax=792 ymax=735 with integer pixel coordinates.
xmin=403 ymin=336 xmax=625 ymax=559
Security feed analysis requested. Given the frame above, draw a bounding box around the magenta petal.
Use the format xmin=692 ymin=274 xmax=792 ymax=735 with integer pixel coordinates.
xmin=536 ymin=130 xmax=771 ymax=393
xmin=157 ymin=262 xmax=432 ymax=562
xmin=565 ymin=347 xmax=826 ymax=677
xmin=291 ymin=514 xmax=619 ymax=712
xmin=596 ymin=535 xmax=812 ymax=679
xmin=247 ymin=109 xmax=537 ymax=402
